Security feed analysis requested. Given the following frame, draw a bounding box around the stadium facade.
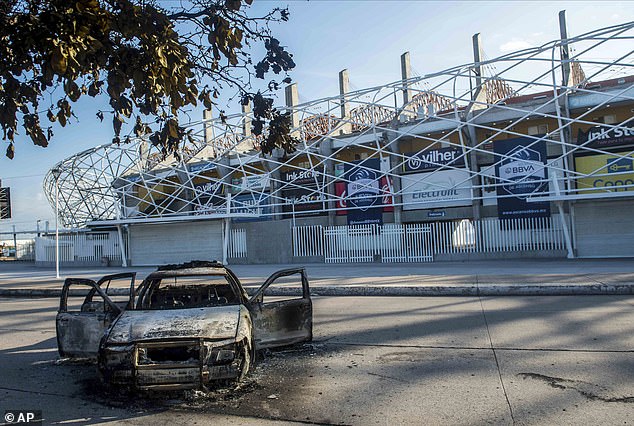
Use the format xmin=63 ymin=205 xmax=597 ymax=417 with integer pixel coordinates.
xmin=42 ymin=14 xmax=634 ymax=266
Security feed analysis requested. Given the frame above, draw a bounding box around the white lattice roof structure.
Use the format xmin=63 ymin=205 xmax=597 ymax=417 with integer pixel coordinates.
xmin=44 ymin=20 xmax=634 ymax=228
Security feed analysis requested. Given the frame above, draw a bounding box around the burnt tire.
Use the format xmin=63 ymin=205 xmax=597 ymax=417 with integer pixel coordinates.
xmin=238 ymin=339 xmax=253 ymax=382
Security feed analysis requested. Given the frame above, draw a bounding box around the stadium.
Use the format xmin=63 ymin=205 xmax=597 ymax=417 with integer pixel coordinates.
xmin=39 ymin=14 xmax=634 ymax=266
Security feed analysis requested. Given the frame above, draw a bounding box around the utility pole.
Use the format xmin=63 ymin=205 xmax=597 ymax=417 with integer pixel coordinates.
xmin=12 ymin=224 xmax=17 ymax=259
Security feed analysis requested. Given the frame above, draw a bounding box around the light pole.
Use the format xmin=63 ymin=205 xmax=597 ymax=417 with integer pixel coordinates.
xmin=51 ymin=168 xmax=61 ymax=279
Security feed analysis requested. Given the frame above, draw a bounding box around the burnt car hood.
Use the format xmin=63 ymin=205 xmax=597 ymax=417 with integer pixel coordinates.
xmin=105 ymin=305 xmax=242 ymax=344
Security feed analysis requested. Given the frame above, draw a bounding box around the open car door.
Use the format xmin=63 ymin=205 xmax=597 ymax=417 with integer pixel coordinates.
xmin=248 ymin=268 xmax=312 ymax=350
xmin=56 ymin=273 xmax=135 ymax=358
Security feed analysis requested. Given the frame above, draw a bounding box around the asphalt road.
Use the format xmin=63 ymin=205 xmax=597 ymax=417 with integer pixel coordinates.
xmin=0 ymin=295 xmax=633 ymax=425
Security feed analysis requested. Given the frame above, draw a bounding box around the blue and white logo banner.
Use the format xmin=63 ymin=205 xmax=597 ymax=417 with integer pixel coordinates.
xmin=494 ymin=137 xmax=550 ymax=219
xmin=344 ymin=159 xmax=383 ymax=226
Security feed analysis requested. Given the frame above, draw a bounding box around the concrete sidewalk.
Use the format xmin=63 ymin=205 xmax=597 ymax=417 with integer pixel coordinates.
xmin=1 ymin=258 xmax=633 ymax=296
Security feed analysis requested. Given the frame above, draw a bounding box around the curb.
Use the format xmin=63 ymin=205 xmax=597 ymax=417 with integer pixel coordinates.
xmin=1 ymin=284 xmax=633 ymax=298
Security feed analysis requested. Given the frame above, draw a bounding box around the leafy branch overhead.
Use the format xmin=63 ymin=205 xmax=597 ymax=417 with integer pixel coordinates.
xmin=0 ymin=0 xmax=297 ymax=159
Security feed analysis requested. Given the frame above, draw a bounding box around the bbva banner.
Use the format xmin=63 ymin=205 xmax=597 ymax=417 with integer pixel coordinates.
xmin=344 ymin=159 xmax=383 ymax=225
xmin=494 ymin=137 xmax=550 ymax=219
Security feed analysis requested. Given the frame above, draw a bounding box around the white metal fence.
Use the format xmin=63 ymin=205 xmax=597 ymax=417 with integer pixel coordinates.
xmin=228 ymin=228 xmax=247 ymax=258
xmin=35 ymin=232 xmax=122 ymax=264
xmin=322 ymin=224 xmax=433 ymax=263
xmin=293 ymin=216 xmax=567 ymax=263
xmin=293 ymin=225 xmax=324 ymax=257
xmin=16 ymin=241 xmax=35 ymax=261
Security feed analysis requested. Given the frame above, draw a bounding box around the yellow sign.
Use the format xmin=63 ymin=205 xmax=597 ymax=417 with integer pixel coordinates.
xmin=575 ymin=151 xmax=634 ymax=194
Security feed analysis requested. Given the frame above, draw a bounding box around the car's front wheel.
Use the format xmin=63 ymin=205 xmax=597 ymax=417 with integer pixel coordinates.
xmin=238 ymin=338 xmax=253 ymax=381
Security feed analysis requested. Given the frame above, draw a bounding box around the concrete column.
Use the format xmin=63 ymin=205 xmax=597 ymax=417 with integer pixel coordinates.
xmin=242 ymin=101 xmax=251 ymax=138
xmin=388 ymin=147 xmax=403 ymax=224
xmin=466 ymin=33 xmax=486 ymax=220
xmin=203 ymin=109 xmax=214 ymax=145
xmin=216 ymin=156 xmax=233 ymax=193
xmin=335 ymin=69 xmax=353 ymax=135
xmin=557 ymin=9 xmax=576 ymax=257
xmin=559 ymin=10 xmax=571 ymax=87
xmin=472 ymin=33 xmax=483 ymax=91
xmin=339 ymin=69 xmax=350 ymax=119
xmin=320 ymin=138 xmax=336 ymax=226
xmin=285 ymin=83 xmax=300 ymax=139
xmin=401 ymin=52 xmax=412 ymax=106
xmin=270 ymin=165 xmax=283 ymax=220
xmin=259 ymin=150 xmax=283 ymax=220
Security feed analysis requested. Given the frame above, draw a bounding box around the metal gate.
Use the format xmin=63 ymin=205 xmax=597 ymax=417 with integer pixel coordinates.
xmin=322 ymin=224 xmax=432 ymax=264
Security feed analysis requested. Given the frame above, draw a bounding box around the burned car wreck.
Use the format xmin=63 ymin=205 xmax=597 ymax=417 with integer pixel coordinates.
xmin=56 ymin=262 xmax=312 ymax=390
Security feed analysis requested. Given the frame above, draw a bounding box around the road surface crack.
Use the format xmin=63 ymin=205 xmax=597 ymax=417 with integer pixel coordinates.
xmin=478 ymin=288 xmax=516 ymax=424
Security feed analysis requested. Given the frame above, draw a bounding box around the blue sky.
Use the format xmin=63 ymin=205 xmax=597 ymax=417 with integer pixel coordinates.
xmin=1 ymin=1 xmax=632 ymax=235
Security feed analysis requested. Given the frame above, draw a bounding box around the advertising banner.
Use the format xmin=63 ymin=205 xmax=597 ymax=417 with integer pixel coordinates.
xmin=335 ymin=182 xmax=347 ymax=215
xmin=193 ymin=199 xmax=226 ymax=215
xmin=380 ymin=176 xmax=394 ymax=212
xmin=282 ymin=188 xmax=327 ymax=216
xmin=193 ymin=181 xmax=223 ymax=198
xmin=281 ymin=167 xmax=324 ymax=187
xmin=231 ymin=193 xmax=271 ymax=222
xmin=576 ymin=122 xmax=634 ymax=150
xmin=187 ymin=161 xmax=214 ymax=173
xmin=401 ymin=169 xmax=472 ymax=210
xmin=575 ymin=151 xmax=634 ymax=194
xmin=345 ymin=159 xmax=383 ymax=226
xmin=480 ymin=157 xmax=564 ymax=206
xmin=335 ymin=177 xmax=392 ymax=215
xmin=230 ymin=174 xmax=270 ymax=194
xmin=479 ymin=165 xmax=498 ymax=206
xmin=494 ymin=137 xmax=550 ymax=219
xmin=402 ymin=147 xmax=466 ymax=173
xmin=192 ymin=181 xmax=225 ymax=215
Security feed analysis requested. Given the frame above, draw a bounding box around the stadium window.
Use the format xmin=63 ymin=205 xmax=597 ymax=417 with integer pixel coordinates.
xmin=528 ymin=124 xmax=548 ymax=135
xmin=604 ymin=114 xmax=617 ymax=124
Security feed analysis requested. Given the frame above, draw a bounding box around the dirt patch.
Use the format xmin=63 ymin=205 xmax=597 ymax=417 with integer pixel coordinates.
xmin=518 ymin=372 xmax=634 ymax=403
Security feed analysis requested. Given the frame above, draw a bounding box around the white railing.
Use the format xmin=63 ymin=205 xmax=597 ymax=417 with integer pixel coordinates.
xmin=381 ymin=223 xmax=433 ymax=263
xmin=293 ymin=225 xmax=324 ymax=257
xmin=433 ymin=216 xmax=566 ymax=255
xmin=293 ymin=216 xmax=567 ymax=263
xmin=322 ymin=224 xmax=433 ymax=263
xmin=16 ymin=241 xmax=35 ymax=261
xmin=228 ymin=228 xmax=247 ymax=258
xmin=35 ymin=232 xmax=122 ymax=264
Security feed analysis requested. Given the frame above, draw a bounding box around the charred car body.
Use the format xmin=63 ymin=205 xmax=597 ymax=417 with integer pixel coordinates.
xmin=56 ymin=262 xmax=312 ymax=390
